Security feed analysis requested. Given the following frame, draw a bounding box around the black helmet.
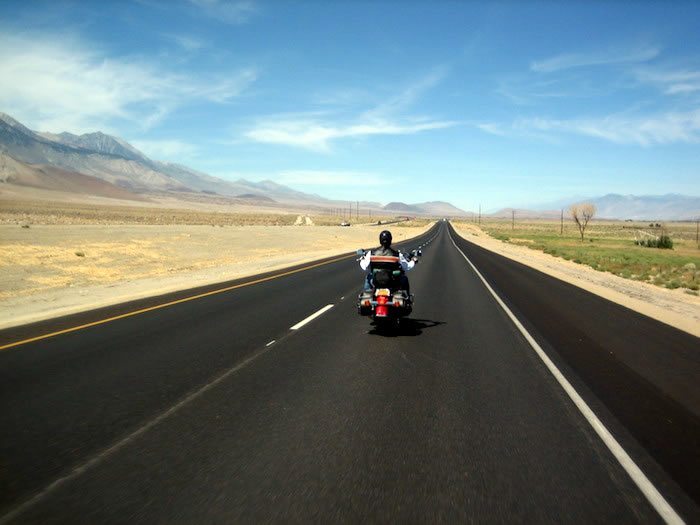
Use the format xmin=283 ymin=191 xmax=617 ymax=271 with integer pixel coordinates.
xmin=379 ymin=230 xmax=392 ymax=247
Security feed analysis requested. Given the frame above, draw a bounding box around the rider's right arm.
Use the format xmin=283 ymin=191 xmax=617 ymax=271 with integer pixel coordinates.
xmin=359 ymin=250 xmax=371 ymax=270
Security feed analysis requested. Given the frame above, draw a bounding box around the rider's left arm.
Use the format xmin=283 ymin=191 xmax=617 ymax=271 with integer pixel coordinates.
xmin=399 ymin=252 xmax=416 ymax=271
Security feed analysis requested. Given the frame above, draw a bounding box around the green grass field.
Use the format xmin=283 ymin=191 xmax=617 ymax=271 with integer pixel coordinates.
xmin=455 ymin=219 xmax=700 ymax=293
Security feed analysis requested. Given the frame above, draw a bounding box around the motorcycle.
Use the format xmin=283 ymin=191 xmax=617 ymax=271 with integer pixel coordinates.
xmin=356 ymin=248 xmax=421 ymax=328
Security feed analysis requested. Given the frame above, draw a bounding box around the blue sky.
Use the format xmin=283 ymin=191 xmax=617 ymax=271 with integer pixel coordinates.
xmin=1 ymin=0 xmax=698 ymax=211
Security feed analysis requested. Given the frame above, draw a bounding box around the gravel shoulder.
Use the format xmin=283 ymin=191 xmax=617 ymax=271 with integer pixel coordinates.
xmin=452 ymin=222 xmax=700 ymax=338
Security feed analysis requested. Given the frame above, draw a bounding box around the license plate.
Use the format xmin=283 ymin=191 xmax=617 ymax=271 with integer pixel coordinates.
xmin=375 ymin=288 xmax=391 ymax=296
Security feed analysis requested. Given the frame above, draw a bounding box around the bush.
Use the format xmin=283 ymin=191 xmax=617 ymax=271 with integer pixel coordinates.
xmin=658 ymin=235 xmax=673 ymax=249
xmin=634 ymin=235 xmax=673 ymax=249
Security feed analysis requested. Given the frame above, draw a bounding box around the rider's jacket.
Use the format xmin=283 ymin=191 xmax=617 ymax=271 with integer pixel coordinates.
xmin=359 ymin=246 xmax=414 ymax=273
xmin=373 ymin=246 xmax=399 ymax=257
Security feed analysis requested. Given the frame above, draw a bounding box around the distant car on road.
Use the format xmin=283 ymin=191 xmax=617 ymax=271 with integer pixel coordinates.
xmin=340 ymin=221 xmax=351 ymax=226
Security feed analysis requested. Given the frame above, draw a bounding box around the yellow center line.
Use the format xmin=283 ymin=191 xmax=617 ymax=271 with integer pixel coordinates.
xmin=0 ymin=253 xmax=354 ymax=352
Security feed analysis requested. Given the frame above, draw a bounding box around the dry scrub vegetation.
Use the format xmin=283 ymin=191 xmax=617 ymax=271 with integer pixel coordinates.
xmin=0 ymin=200 xmax=435 ymax=229
xmin=454 ymin=218 xmax=700 ymax=293
xmin=0 ymin=199 xmax=303 ymax=226
xmin=0 ymin=201 xmax=432 ymax=319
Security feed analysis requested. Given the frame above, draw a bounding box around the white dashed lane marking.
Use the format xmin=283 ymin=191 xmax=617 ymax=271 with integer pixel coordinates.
xmin=290 ymin=304 xmax=335 ymax=331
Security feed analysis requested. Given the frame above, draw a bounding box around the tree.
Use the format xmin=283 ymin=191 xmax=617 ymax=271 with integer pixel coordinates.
xmin=570 ymin=203 xmax=596 ymax=241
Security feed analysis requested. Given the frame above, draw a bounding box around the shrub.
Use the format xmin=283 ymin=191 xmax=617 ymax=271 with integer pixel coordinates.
xmin=657 ymin=235 xmax=673 ymax=249
xmin=634 ymin=235 xmax=673 ymax=249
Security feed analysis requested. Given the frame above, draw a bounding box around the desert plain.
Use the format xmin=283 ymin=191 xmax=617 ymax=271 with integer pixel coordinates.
xmin=0 ymin=196 xmax=432 ymax=329
xmin=2 ymin=191 xmax=699 ymax=339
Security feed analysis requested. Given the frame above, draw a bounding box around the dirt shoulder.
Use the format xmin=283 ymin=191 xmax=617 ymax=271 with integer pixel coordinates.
xmin=451 ymin=222 xmax=700 ymax=338
xmin=0 ymin=223 xmax=431 ymax=330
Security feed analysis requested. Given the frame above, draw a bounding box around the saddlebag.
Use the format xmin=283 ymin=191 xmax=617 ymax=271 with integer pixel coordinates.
xmin=392 ymin=291 xmax=412 ymax=316
xmin=357 ymin=291 xmax=373 ymax=316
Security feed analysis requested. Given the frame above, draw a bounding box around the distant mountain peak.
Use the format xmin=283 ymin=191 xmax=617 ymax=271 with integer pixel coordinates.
xmin=41 ymin=129 xmax=149 ymax=162
xmin=382 ymin=201 xmax=468 ymax=215
xmin=383 ymin=202 xmax=420 ymax=212
xmin=0 ymin=112 xmax=29 ymax=129
xmin=0 ymin=112 xmax=43 ymax=139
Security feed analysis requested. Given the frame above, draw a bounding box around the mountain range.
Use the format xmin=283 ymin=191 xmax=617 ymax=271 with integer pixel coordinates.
xmin=582 ymin=193 xmax=700 ymax=221
xmin=0 ymin=112 xmax=468 ymax=215
xmin=492 ymin=194 xmax=700 ymax=221
xmin=2 ymin=112 xmax=695 ymax=220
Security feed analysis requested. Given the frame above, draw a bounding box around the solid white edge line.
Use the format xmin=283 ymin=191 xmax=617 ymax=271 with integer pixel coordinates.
xmin=290 ymin=304 xmax=335 ymax=330
xmin=447 ymin=228 xmax=684 ymax=525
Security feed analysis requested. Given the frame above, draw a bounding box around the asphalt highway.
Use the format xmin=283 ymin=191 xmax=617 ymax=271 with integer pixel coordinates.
xmin=1 ymin=221 xmax=698 ymax=523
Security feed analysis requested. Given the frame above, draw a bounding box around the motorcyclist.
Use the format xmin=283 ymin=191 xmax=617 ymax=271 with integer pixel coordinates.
xmin=359 ymin=230 xmax=416 ymax=294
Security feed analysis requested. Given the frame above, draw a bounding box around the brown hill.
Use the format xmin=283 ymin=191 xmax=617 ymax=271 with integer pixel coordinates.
xmin=0 ymin=151 xmax=148 ymax=202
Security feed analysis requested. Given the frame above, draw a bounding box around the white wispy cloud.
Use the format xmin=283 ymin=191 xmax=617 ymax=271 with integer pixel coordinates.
xmin=635 ymin=67 xmax=700 ymax=95
xmin=363 ymin=66 xmax=449 ymax=119
xmin=478 ymin=110 xmax=700 ymax=146
xmin=276 ymin=170 xmax=392 ymax=187
xmin=187 ymin=0 xmax=258 ymax=24
xmin=245 ymin=69 xmax=455 ymax=151
xmin=496 ymin=74 xmax=621 ymax=105
xmin=245 ymin=118 xmax=455 ymax=152
xmin=0 ymin=31 xmax=257 ymax=133
xmin=131 ymin=139 xmax=199 ymax=160
xmin=531 ymin=45 xmax=660 ymax=73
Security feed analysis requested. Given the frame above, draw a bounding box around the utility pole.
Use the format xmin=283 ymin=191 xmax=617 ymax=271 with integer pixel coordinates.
xmin=357 ymin=201 xmax=359 ymax=221
xmin=560 ymin=209 xmax=564 ymax=235
xmin=478 ymin=204 xmax=481 ymax=226
xmin=696 ymin=217 xmax=699 ymax=248
xmin=512 ymin=209 xmax=515 ymax=231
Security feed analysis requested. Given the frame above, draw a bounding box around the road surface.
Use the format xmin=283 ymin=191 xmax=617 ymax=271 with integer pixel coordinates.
xmin=1 ymin=221 xmax=698 ymax=523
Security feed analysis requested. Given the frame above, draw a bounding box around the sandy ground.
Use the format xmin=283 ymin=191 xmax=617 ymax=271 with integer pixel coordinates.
xmin=452 ymin=223 xmax=700 ymax=338
xmin=0 ymin=223 xmax=430 ymax=329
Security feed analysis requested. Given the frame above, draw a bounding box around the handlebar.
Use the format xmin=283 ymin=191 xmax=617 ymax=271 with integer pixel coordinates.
xmin=355 ymin=248 xmax=423 ymax=261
